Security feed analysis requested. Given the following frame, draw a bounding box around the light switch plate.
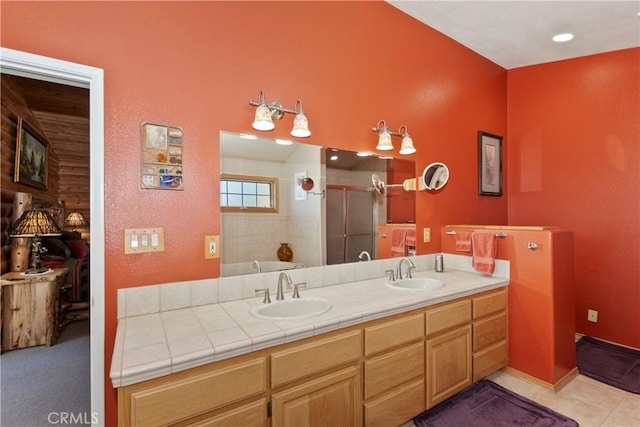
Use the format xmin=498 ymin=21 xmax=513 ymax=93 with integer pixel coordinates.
xmin=204 ymin=235 xmax=220 ymax=259
xmin=423 ymin=227 xmax=431 ymax=243
xmin=124 ymin=227 xmax=165 ymax=254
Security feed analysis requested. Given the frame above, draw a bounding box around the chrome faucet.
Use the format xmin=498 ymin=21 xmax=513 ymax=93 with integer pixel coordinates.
xmin=358 ymin=251 xmax=371 ymax=261
xmin=397 ymin=257 xmax=416 ymax=280
xmin=277 ymin=272 xmax=292 ymax=300
xmin=251 ymin=260 xmax=261 ymax=274
xmin=255 ymin=288 xmax=271 ymax=304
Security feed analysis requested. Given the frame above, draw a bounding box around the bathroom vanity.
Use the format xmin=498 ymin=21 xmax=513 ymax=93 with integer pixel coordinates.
xmin=112 ymin=257 xmax=508 ymax=426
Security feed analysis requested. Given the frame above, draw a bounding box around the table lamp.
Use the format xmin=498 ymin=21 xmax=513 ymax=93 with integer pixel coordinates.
xmin=10 ymin=209 xmax=62 ymax=274
xmin=64 ymin=211 xmax=89 ymax=231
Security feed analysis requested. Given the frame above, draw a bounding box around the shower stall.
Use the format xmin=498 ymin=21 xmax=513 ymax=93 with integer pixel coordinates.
xmin=326 ymin=185 xmax=376 ymax=264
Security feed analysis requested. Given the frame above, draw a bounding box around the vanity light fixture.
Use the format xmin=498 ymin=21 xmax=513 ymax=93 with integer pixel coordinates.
xmin=249 ymin=91 xmax=311 ymax=137
xmin=372 ymin=120 xmax=417 ymax=155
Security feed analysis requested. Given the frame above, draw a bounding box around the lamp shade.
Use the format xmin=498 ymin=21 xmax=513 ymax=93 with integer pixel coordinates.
xmin=399 ymin=134 xmax=416 ymax=155
xmin=291 ymin=112 xmax=311 ymax=138
xmin=376 ymin=129 xmax=393 ymax=151
xmin=252 ymin=103 xmax=275 ymax=131
xmin=65 ymin=211 xmax=89 ymax=228
xmin=10 ymin=209 xmax=62 ymax=237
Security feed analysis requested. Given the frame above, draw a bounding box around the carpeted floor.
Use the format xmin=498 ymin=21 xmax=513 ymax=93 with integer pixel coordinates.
xmin=0 ymin=320 xmax=91 ymax=427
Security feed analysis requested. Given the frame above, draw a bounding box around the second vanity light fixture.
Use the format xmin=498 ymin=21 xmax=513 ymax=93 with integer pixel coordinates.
xmin=372 ymin=120 xmax=416 ymax=155
xmin=249 ymin=90 xmax=311 ymax=138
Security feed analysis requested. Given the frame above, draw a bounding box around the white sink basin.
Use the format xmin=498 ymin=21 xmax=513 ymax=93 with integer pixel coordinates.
xmin=250 ymin=297 xmax=332 ymax=320
xmin=386 ymin=278 xmax=445 ymax=291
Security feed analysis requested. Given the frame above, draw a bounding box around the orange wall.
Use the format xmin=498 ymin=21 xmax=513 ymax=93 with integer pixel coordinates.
xmin=507 ymin=48 xmax=640 ymax=349
xmin=1 ymin=2 xmax=507 ymax=423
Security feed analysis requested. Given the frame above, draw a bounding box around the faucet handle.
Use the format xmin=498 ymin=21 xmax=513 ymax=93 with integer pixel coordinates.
xmin=255 ymin=288 xmax=271 ymax=304
xmin=385 ymin=269 xmax=395 ymax=281
xmin=292 ymin=282 xmax=307 ymax=299
xmin=407 ymin=266 xmax=415 ymax=279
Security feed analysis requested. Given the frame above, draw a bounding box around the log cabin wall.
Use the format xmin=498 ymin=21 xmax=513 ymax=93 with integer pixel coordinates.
xmin=1 ymin=74 xmax=90 ymax=274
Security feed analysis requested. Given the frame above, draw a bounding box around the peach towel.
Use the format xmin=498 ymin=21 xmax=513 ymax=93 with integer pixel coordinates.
xmin=455 ymin=231 xmax=472 ymax=252
xmin=471 ymin=231 xmax=498 ymax=274
xmin=405 ymin=229 xmax=416 ymax=248
xmin=391 ymin=228 xmax=407 ymax=257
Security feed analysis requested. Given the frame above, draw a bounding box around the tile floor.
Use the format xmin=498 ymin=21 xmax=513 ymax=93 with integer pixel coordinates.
xmin=407 ymin=370 xmax=639 ymax=426
xmin=487 ymin=370 xmax=640 ymax=427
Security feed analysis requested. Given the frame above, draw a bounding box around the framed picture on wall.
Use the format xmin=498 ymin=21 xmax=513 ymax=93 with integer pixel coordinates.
xmin=14 ymin=117 xmax=49 ymax=190
xmin=478 ymin=130 xmax=503 ymax=196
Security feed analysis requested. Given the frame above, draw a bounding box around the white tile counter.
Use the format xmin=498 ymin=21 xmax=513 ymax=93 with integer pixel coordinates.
xmin=110 ymin=254 xmax=509 ymax=388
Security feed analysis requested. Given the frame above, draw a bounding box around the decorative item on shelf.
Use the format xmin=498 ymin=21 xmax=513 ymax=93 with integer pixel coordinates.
xmin=141 ymin=121 xmax=184 ymax=190
xmin=10 ymin=209 xmax=62 ymax=274
xmin=372 ymin=120 xmax=416 ymax=155
xmin=64 ymin=211 xmax=89 ymax=232
xmin=277 ymin=243 xmax=293 ymax=262
xmin=249 ymin=91 xmax=311 ymax=137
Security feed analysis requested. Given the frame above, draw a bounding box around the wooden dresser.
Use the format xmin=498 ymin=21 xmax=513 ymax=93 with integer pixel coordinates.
xmin=0 ymin=268 xmax=69 ymax=352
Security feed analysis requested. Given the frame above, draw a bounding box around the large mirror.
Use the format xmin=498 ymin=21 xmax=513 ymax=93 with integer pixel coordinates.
xmin=220 ymin=131 xmax=416 ymax=276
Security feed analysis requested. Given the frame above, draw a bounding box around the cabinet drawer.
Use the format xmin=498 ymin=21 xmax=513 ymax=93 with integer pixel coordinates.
xmin=473 ymin=340 xmax=508 ymax=382
xmin=364 ymin=379 xmax=425 ymax=427
xmin=425 ymin=299 xmax=471 ymax=336
xmin=271 ymin=330 xmax=362 ymax=388
xmin=364 ymin=342 xmax=424 ymax=400
xmin=186 ymin=398 xmax=267 ymax=427
xmin=473 ymin=313 xmax=507 ymax=352
xmin=129 ymin=357 xmax=267 ymax=426
xmin=364 ymin=312 xmax=424 ymax=356
xmin=473 ymin=288 xmax=507 ymax=319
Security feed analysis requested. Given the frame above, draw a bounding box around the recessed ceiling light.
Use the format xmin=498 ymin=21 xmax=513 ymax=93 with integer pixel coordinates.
xmin=330 ymin=155 xmax=339 ymax=161
xmin=239 ymin=133 xmax=258 ymax=139
xmin=356 ymin=152 xmax=371 ymax=157
xmin=552 ymin=33 xmax=574 ymax=43
xmin=275 ymin=139 xmax=293 ymax=145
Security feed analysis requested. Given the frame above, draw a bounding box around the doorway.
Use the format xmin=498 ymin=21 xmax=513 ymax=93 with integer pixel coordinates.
xmin=0 ymin=48 xmax=105 ymax=425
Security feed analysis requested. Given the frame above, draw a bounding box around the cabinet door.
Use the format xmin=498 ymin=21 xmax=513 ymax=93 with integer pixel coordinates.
xmin=426 ymin=325 xmax=472 ymax=408
xmin=272 ymin=366 xmax=361 ymax=427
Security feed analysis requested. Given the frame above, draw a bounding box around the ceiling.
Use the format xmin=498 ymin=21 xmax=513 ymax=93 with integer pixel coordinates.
xmin=388 ymin=1 xmax=640 ymax=69
xmin=5 ymin=74 xmax=89 ymax=165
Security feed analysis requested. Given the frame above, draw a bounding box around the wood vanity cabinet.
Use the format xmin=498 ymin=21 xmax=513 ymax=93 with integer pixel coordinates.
xmin=425 ymin=298 xmax=473 ymax=408
xmin=472 ymin=288 xmax=508 ymax=382
xmin=271 ymin=330 xmax=362 ymax=427
xmin=117 ymin=355 xmax=268 ymax=427
xmin=117 ymin=287 xmax=508 ymax=427
xmin=363 ymin=313 xmax=425 ymax=427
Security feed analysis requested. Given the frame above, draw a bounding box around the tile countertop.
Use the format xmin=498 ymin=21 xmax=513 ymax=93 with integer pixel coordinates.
xmin=110 ymin=267 xmax=508 ymax=388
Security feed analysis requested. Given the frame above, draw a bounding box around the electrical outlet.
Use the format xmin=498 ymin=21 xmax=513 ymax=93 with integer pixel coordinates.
xmin=587 ymin=309 xmax=598 ymax=323
xmin=204 ymin=235 xmax=220 ymax=259
xmin=423 ymin=227 xmax=431 ymax=243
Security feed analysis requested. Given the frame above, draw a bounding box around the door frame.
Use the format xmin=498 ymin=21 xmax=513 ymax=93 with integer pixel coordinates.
xmin=1 ymin=47 xmax=106 ymax=425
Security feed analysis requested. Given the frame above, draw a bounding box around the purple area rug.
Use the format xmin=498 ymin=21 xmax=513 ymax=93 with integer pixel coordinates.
xmin=576 ymin=336 xmax=640 ymax=394
xmin=413 ymin=380 xmax=578 ymax=427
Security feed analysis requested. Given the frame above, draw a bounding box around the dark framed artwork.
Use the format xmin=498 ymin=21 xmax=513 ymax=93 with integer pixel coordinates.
xmin=14 ymin=117 xmax=49 ymax=190
xmin=478 ymin=131 xmax=503 ymax=196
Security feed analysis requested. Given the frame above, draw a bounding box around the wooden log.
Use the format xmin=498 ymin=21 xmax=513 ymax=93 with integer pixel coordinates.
xmin=10 ymin=192 xmax=32 ymax=272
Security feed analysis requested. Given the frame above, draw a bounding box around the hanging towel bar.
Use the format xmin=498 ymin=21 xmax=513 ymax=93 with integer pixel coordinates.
xmin=446 ymin=229 xmax=507 ymax=238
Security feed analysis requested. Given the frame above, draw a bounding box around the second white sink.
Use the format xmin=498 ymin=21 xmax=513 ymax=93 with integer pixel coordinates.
xmin=251 ymin=296 xmax=332 ymax=320
xmin=387 ymin=278 xmax=445 ymax=291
